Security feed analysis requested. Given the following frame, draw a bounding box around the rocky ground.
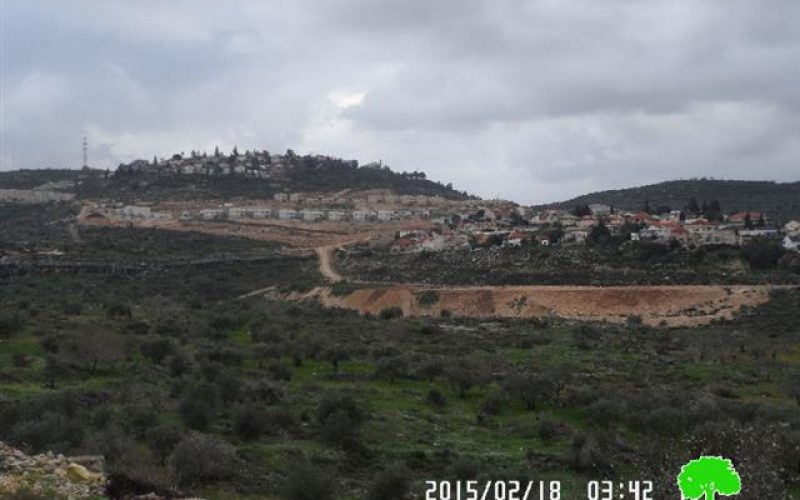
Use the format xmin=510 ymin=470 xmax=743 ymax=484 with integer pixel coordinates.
xmin=0 ymin=441 xmax=106 ymax=499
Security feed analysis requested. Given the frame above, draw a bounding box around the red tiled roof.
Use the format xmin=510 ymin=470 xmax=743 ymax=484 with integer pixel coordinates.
xmin=729 ymin=211 xmax=764 ymax=222
xmin=394 ymin=238 xmax=415 ymax=249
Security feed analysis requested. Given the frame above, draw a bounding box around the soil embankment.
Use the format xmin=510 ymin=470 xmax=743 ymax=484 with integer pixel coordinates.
xmin=308 ymin=284 xmax=776 ymax=327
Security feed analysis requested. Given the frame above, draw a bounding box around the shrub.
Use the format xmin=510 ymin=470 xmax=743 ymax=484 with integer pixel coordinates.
xmin=216 ymin=372 xmax=242 ymax=405
xmin=587 ymin=398 xmax=620 ymax=428
xmin=168 ymin=433 xmax=235 ymax=486
xmin=480 ymin=388 xmax=506 ymax=416
xmin=0 ymin=314 xmax=23 ymax=338
xmin=426 ymin=389 xmax=447 ymax=408
xmin=318 ymin=393 xmax=364 ymax=447
xmin=105 ymin=302 xmax=131 ymax=319
xmin=503 ymin=372 xmax=556 ymax=411
xmin=263 ymin=408 xmax=298 ymax=436
xmin=320 ymin=409 xmax=359 ymax=447
xmin=233 ymin=404 xmax=267 ymax=440
xmin=9 ymin=412 xmax=84 ymax=453
xmin=445 ymin=362 xmax=485 ymax=399
xmin=168 ymin=353 xmax=192 ymax=377
xmin=330 ymin=282 xmax=362 ymax=297
xmin=626 ymin=315 xmax=643 ymax=327
xmin=266 ymin=361 xmax=293 ymax=381
xmin=11 ymin=353 xmax=33 ymax=369
xmin=419 ymin=323 xmax=443 ymax=336
xmin=416 ymin=290 xmax=440 ymax=307
xmin=146 ymin=424 xmax=183 ymax=462
xmin=318 ymin=393 xmax=363 ymax=425
xmin=379 ymin=307 xmax=403 ymax=320
xmin=179 ymin=383 xmax=219 ymax=431
xmin=125 ymin=403 xmax=159 ymax=438
xmin=241 ymin=379 xmax=285 ymax=405
xmin=139 ymin=337 xmax=175 ymax=365
xmin=446 ymin=457 xmax=479 ymax=480
xmin=373 ymin=356 xmax=410 ymax=383
xmin=368 ymin=465 xmax=411 ymax=500
xmin=282 ymin=461 xmax=335 ymax=500
xmin=537 ymin=415 xmax=560 ymax=444
xmin=741 ymin=238 xmax=784 ymax=269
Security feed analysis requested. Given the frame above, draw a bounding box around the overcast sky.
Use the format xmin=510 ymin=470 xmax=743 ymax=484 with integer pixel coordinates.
xmin=1 ymin=0 xmax=799 ymax=203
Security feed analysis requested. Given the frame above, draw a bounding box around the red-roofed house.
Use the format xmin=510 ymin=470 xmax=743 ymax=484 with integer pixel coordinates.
xmin=391 ymin=238 xmax=418 ymax=253
xmin=506 ymin=231 xmax=527 ymax=247
xmin=685 ymin=219 xmax=713 ymax=237
xmin=629 ymin=212 xmax=658 ymax=225
xmin=728 ymin=211 xmax=766 ymax=225
xmin=669 ymin=225 xmax=690 ymax=244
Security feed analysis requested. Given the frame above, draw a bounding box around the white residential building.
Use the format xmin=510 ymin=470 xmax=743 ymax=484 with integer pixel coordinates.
xmin=227 ymin=207 xmax=248 ymax=218
xmin=420 ymin=234 xmax=446 ymax=252
xmin=377 ymin=209 xmax=398 ymax=222
xmin=251 ymin=207 xmax=272 ymax=218
xmin=150 ymin=211 xmax=172 ymax=221
xmin=278 ymin=208 xmax=297 ymax=220
xmin=327 ymin=209 xmax=347 ymax=222
xmin=588 ymin=204 xmax=611 ymax=216
xmin=301 ymin=209 xmax=325 ymax=222
xmin=701 ymin=227 xmax=738 ymax=246
xmin=120 ymin=205 xmax=151 ymax=218
xmin=352 ymin=209 xmax=374 ymax=222
xmin=783 ymin=235 xmax=800 ymax=252
xmin=738 ymin=228 xmax=780 ymax=246
xmin=199 ymin=209 xmax=225 ymax=220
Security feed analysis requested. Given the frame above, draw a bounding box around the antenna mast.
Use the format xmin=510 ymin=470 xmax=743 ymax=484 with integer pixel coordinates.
xmin=82 ymin=136 xmax=88 ymax=168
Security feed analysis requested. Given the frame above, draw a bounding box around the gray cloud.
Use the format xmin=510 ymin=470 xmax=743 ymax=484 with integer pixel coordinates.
xmin=1 ymin=0 xmax=798 ymax=203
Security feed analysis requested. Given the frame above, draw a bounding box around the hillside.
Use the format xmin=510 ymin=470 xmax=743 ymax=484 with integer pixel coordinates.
xmin=0 ymin=150 xmax=473 ymax=202
xmin=106 ymin=149 xmax=471 ymax=201
xmin=543 ymin=179 xmax=800 ymax=222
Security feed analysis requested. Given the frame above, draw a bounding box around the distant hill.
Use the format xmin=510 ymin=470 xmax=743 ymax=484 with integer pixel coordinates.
xmin=0 ymin=151 xmax=472 ymax=202
xmin=0 ymin=168 xmax=96 ymax=190
xmin=543 ymin=179 xmax=800 ymax=222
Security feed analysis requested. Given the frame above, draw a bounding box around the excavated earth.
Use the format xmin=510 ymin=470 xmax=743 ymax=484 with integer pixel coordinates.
xmin=306 ymin=284 xmax=778 ymax=327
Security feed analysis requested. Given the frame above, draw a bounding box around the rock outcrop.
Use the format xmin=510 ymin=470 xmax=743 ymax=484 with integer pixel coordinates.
xmin=0 ymin=441 xmax=106 ymax=498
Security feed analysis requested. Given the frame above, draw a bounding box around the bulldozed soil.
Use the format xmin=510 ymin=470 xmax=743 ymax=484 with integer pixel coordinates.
xmin=79 ymin=211 xmax=431 ymax=249
xmin=306 ymin=284 xmax=778 ymax=327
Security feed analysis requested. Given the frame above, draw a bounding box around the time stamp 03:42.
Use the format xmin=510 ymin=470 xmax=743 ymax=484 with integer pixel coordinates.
xmin=425 ymin=480 xmax=655 ymax=500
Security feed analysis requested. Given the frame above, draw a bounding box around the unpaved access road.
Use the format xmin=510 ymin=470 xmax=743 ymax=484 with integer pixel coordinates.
xmin=316 ymin=245 xmax=344 ymax=283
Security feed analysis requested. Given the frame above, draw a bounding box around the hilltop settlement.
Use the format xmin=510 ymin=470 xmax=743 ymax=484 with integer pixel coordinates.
xmin=77 ymin=150 xmax=800 ymax=256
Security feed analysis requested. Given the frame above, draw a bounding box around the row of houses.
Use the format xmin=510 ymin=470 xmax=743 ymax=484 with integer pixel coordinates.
xmin=87 ymin=205 xmax=172 ymax=221
xmin=188 ymin=206 xmax=433 ymax=223
xmin=272 ymin=191 xmax=449 ymax=207
xmin=418 ymin=204 xmax=800 ymax=252
xmin=390 ymin=230 xmax=470 ymax=253
xmin=118 ymin=150 xmax=311 ymax=179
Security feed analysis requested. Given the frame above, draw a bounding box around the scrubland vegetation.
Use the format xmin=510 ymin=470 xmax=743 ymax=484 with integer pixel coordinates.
xmin=1 ymin=210 xmax=800 ymax=498
xmin=341 ymin=239 xmax=800 ymax=286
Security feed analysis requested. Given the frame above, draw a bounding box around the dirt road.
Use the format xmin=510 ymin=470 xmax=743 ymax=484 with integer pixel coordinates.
xmin=316 ymin=245 xmax=344 ymax=283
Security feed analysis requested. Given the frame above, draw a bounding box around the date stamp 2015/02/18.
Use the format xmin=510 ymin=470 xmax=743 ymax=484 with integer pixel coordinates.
xmin=424 ymin=480 xmax=562 ymax=500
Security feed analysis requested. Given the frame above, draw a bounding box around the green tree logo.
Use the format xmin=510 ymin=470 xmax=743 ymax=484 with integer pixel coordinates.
xmin=677 ymin=456 xmax=742 ymax=500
